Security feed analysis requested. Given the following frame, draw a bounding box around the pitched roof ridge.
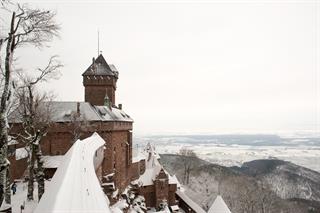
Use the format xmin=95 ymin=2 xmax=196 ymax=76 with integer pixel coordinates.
xmin=208 ymin=195 xmax=232 ymax=213
xmin=95 ymin=54 xmax=112 ymax=70
xmin=51 ymin=101 xmax=85 ymax=103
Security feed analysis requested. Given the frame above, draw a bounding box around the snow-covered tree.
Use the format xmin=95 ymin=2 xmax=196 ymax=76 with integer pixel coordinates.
xmin=0 ymin=2 xmax=59 ymax=204
xmin=69 ymin=109 xmax=89 ymax=143
xmin=129 ymin=195 xmax=146 ymax=213
xmin=158 ymin=200 xmax=169 ymax=212
xmin=14 ymin=56 xmax=62 ymax=200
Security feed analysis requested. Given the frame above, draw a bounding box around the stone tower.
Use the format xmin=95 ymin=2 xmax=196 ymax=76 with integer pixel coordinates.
xmin=82 ymin=54 xmax=119 ymax=106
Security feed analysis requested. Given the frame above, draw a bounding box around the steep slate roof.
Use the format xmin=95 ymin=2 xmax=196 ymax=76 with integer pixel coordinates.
xmin=9 ymin=101 xmax=133 ymax=123
xmin=208 ymin=195 xmax=232 ymax=213
xmin=175 ymin=190 xmax=206 ymax=213
xmin=82 ymin=54 xmax=118 ymax=76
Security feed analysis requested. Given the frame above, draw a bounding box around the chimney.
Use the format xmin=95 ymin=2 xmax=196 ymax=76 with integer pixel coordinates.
xmin=92 ymin=57 xmax=96 ymax=73
xmin=77 ymin=102 xmax=80 ymax=115
xmin=118 ymin=104 xmax=122 ymax=110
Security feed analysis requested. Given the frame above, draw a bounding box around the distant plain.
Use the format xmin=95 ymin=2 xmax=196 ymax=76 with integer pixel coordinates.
xmin=134 ymin=133 xmax=320 ymax=172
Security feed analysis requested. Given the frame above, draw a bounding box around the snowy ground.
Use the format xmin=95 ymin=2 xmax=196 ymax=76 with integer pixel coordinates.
xmin=11 ymin=180 xmax=50 ymax=213
xmin=134 ymin=134 xmax=320 ymax=172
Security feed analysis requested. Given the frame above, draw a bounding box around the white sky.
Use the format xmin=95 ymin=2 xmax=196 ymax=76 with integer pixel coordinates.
xmin=13 ymin=0 xmax=320 ymax=135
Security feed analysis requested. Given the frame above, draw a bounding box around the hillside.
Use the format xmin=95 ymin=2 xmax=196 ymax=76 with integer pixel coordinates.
xmin=160 ymin=154 xmax=320 ymax=213
xmin=231 ymin=159 xmax=320 ymax=202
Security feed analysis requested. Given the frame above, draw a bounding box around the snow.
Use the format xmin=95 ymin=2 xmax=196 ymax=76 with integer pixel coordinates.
xmin=208 ymin=195 xmax=231 ymax=213
xmin=104 ymin=172 xmax=115 ymax=179
xmin=41 ymin=155 xmax=64 ymax=168
xmin=9 ymin=101 xmax=133 ymax=123
xmin=95 ymin=105 xmax=132 ymax=122
xmin=111 ymin=206 xmax=123 ymax=213
xmin=11 ymin=180 xmax=48 ymax=213
xmin=102 ymin=182 xmax=115 ymax=189
xmin=170 ymin=175 xmax=180 ymax=186
xmin=131 ymin=195 xmax=147 ymax=213
xmin=34 ymin=132 xmax=110 ymax=213
xmin=112 ymin=199 xmax=128 ymax=210
xmin=138 ymin=143 xmax=178 ymax=186
xmin=8 ymin=136 xmax=18 ymax=145
xmin=135 ymin=135 xmax=320 ymax=172
xmin=15 ymin=147 xmax=28 ymax=160
xmin=112 ymin=188 xmax=119 ymax=198
xmin=175 ymin=190 xmax=206 ymax=213
xmin=170 ymin=205 xmax=179 ymax=211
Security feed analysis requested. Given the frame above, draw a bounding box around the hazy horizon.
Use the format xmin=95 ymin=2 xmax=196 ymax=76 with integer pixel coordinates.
xmin=7 ymin=0 xmax=320 ymax=135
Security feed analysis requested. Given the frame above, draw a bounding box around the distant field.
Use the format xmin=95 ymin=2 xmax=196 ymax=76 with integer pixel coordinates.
xmin=133 ymin=134 xmax=320 ymax=172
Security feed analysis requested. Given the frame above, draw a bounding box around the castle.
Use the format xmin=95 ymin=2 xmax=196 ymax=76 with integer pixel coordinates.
xmin=9 ymin=54 xmax=178 ymax=209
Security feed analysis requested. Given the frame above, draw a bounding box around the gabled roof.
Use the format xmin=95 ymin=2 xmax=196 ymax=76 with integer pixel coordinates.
xmin=175 ymin=190 xmax=206 ymax=213
xmin=136 ymin=143 xmax=179 ymax=186
xmin=82 ymin=54 xmax=118 ymax=77
xmin=208 ymin=195 xmax=232 ymax=213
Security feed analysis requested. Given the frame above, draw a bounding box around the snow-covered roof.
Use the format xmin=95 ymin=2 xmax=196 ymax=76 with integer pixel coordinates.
xmin=138 ymin=143 xmax=179 ymax=186
xmin=208 ymin=195 xmax=231 ymax=213
xmin=170 ymin=205 xmax=179 ymax=211
xmin=170 ymin=175 xmax=180 ymax=186
xmin=94 ymin=105 xmax=132 ymax=121
xmin=175 ymin=190 xmax=206 ymax=213
xmin=34 ymin=133 xmax=110 ymax=213
xmin=8 ymin=136 xmax=18 ymax=146
xmin=9 ymin=101 xmax=133 ymax=123
xmin=42 ymin=155 xmax=64 ymax=168
xmin=15 ymin=147 xmax=28 ymax=160
xmin=138 ymin=145 xmax=162 ymax=186
xmin=82 ymin=54 xmax=117 ymax=77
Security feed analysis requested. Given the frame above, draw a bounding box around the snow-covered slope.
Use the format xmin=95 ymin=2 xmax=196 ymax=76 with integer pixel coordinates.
xmin=234 ymin=159 xmax=320 ymax=202
xmin=34 ymin=133 xmax=110 ymax=213
xmin=160 ymin=154 xmax=320 ymax=213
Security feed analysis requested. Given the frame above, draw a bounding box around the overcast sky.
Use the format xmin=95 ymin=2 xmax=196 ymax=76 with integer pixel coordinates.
xmin=13 ymin=0 xmax=320 ymax=135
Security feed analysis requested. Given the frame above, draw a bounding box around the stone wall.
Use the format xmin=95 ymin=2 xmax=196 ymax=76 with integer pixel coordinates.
xmin=83 ymin=76 xmax=116 ymax=106
xmin=9 ymin=120 xmax=133 ymax=193
xmin=139 ymin=183 xmax=177 ymax=208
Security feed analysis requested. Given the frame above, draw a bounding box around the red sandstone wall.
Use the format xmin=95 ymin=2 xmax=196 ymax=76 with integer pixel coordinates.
xmin=84 ymin=85 xmax=115 ymax=106
xmin=129 ymin=162 xmax=140 ymax=181
xmin=139 ymin=185 xmax=156 ymax=207
xmin=101 ymin=130 xmax=132 ymax=191
xmin=9 ymin=155 xmax=27 ymax=181
xmin=83 ymin=76 xmax=116 ymax=106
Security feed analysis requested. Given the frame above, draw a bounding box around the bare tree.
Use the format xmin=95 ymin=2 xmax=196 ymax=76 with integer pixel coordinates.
xmin=69 ymin=108 xmax=88 ymax=143
xmin=15 ymin=56 xmax=62 ymax=201
xmin=0 ymin=2 xmax=59 ymax=204
xmin=178 ymin=147 xmax=197 ymax=184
